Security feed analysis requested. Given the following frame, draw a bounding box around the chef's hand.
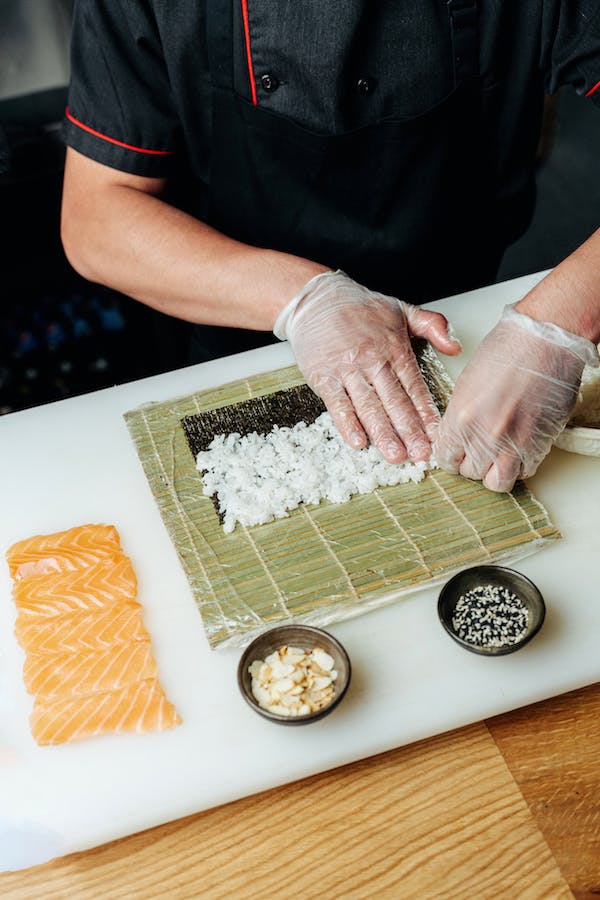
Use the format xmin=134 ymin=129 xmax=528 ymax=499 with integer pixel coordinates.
xmin=273 ymin=269 xmax=461 ymax=463
xmin=434 ymin=304 xmax=600 ymax=492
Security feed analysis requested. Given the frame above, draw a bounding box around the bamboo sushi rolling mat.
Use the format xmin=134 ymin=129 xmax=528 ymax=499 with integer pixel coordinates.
xmin=124 ymin=355 xmax=560 ymax=649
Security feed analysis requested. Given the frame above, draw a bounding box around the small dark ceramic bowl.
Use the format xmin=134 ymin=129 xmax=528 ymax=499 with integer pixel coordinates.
xmin=438 ymin=565 xmax=546 ymax=656
xmin=237 ymin=624 xmax=351 ymax=725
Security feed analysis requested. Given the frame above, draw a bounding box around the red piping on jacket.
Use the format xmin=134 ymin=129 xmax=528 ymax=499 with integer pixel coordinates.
xmin=65 ymin=108 xmax=173 ymax=156
xmin=240 ymin=0 xmax=258 ymax=105
xmin=585 ymin=79 xmax=600 ymax=97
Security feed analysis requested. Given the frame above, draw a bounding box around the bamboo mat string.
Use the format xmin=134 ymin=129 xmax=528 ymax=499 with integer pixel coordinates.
xmin=428 ymin=471 xmax=494 ymax=561
xmin=299 ymin=506 xmax=362 ymax=603
xmin=139 ymin=406 xmax=220 ymax=605
xmin=373 ymin=489 xmax=433 ymax=579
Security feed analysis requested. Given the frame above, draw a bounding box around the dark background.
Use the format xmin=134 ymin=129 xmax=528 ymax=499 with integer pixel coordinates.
xmin=1 ymin=3 xmax=599 ymax=415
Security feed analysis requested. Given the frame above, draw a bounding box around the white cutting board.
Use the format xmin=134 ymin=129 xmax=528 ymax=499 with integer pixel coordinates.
xmin=1 ymin=272 xmax=599 ymax=870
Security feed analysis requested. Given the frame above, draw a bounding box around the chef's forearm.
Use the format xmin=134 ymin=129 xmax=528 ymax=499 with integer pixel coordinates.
xmin=61 ymin=150 xmax=328 ymax=331
xmin=514 ymin=227 xmax=600 ymax=344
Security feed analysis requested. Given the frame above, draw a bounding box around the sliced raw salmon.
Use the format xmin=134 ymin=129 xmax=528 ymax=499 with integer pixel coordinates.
xmin=7 ymin=523 xmax=121 ymax=581
xmin=23 ymin=640 xmax=157 ymax=699
xmin=13 ymin=554 xmax=138 ymax=618
xmin=15 ymin=605 xmax=149 ymax=655
xmin=30 ymin=678 xmax=182 ymax=746
xmin=7 ymin=522 xmax=181 ymax=745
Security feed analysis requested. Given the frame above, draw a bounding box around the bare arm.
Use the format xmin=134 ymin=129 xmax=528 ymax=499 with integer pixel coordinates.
xmin=61 ymin=148 xmax=463 ymax=464
xmin=514 ymin=227 xmax=600 ymax=342
xmin=60 ymin=148 xmax=328 ymax=330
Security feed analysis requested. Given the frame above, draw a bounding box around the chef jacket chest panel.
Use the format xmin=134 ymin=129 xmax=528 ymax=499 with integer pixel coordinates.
xmin=238 ymin=1 xmax=455 ymax=132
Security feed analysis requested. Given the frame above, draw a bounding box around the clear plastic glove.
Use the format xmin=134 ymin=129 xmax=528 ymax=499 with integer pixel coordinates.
xmin=434 ymin=304 xmax=600 ymax=492
xmin=274 ymin=269 xmax=461 ymax=463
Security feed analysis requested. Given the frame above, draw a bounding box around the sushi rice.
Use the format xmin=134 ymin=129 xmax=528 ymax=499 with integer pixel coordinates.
xmin=196 ymin=412 xmax=436 ymax=534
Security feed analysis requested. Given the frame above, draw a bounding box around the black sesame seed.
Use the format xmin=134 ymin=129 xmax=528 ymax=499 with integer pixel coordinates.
xmin=451 ymin=584 xmax=529 ymax=647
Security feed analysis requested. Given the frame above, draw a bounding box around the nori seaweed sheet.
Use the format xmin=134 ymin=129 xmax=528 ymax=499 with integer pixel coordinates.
xmin=181 ymin=383 xmax=326 ymax=457
xmin=181 ymin=383 xmax=325 ymax=524
xmin=180 ymin=339 xmax=444 ymax=460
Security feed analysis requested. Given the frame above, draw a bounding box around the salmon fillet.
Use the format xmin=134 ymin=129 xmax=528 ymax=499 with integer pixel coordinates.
xmin=30 ymin=678 xmax=182 ymax=746
xmin=7 ymin=523 xmax=121 ymax=581
xmin=6 ymin=523 xmax=181 ymax=745
xmin=23 ymin=641 xmax=157 ymax=699
xmin=15 ymin=605 xmax=149 ymax=655
xmin=13 ymin=554 xmax=138 ymax=618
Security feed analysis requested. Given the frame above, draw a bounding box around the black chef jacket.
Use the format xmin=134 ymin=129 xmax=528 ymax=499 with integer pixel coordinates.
xmin=64 ymin=0 xmax=600 ymax=310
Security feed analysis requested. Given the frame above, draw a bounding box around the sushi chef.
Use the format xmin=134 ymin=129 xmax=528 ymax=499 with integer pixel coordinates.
xmin=61 ymin=0 xmax=600 ymax=492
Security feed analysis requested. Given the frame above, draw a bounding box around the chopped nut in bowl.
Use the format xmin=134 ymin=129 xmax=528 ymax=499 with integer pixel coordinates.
xmin=237 ymin=625 xmax=351 ymax=725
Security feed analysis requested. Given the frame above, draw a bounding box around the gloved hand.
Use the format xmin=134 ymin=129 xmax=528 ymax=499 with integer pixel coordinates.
xmin=434 ymin=304 xmax=600 ymax=492
xmin=274 ymin=269 xmax=461 ymax=463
